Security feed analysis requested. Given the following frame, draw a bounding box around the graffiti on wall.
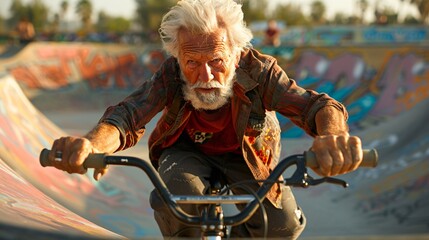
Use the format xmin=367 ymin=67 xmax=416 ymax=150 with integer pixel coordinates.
xmin=355 ymin=169 xmax=429 ymax=226
xmin=253 ymin=26 xmax=429 ymax=46
xmin=7 ymin=45 xmax=168 ymax=90
xmin=273 ymin=46 xmax=429 ymax=137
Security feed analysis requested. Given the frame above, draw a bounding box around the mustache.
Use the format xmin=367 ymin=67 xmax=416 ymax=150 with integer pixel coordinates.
xmin=189 ymin=80 xmax=225 ymax=89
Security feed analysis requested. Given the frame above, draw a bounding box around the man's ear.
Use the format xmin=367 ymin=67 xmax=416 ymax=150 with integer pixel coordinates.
xmin=234 ymin=52 xmax=240 ymax=68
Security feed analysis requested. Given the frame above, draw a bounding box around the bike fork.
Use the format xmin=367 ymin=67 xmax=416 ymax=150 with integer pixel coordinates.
xmin=203 ymin=236 xmax=222 ymax=240
xmin=201 ymin=204 xmax=226 ymax=240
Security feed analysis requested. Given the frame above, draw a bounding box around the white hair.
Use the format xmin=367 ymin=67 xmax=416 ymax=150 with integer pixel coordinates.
xmin=159 ymin=0 xmax=253 ymax=57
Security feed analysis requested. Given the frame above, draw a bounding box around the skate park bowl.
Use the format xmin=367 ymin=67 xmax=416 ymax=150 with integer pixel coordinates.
xmin=0 ymin=25 xmax=429 ymax=239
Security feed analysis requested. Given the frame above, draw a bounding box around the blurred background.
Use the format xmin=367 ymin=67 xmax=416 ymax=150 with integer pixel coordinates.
xmin=0 ymin=0 xmax=427 ymax=45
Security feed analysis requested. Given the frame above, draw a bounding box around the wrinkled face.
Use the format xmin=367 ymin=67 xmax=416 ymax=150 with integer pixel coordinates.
xmin=178 ymin=28 xmax=238 ymax=110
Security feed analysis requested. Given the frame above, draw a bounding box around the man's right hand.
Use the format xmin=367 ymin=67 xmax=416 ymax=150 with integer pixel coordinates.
xmin=48 ymin=136 xmax=108 ymax=180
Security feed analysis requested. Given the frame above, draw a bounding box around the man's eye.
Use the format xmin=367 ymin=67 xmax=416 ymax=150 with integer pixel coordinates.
xmin=187 ymin=60 xmax=198 ymax=67
xmin=209 ymin=58 xmax=223 ymax=66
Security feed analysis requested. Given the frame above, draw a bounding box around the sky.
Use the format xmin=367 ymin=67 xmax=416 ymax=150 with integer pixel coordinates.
xmin=272 ymin=0 xmax=420 ymax=22
xmin=0 ymin=0 xmax=420 ymax=23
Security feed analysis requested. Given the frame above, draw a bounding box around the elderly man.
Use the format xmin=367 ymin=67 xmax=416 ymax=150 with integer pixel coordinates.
xmin=47 ymin=0 xmax=363 ymax=238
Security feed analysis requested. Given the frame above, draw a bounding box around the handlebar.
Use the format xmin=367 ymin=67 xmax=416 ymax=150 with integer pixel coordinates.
xmin=39 ymin=148 xmax=378 ymax=227
xmin=40 ymin=149 xmax=378 ymax=169
xmin=304 ymin=149 xmax=378 ymax=168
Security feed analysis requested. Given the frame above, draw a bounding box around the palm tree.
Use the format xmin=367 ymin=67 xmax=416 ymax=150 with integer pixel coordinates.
xmin=9 ymin=0 xmax=26 ymax=24
xmin=310 ymin=0 xmax=326 ymax=24
xmin=274 ymin=3 xmax=309 ymax=26
xmin=76 ymin=0 xmax=93 ymax=32
xmin=241 ymin=0 xmax=269 ymax=23
xmin=61 ymin=1 xmax=69 ymax=18
xmin=357 ymin=0 xmax=369 ymax=24
xmin=60 ymin=0 xmax=69 ymax=31
xmin=135 ymin=0 xmax=176 ymax=33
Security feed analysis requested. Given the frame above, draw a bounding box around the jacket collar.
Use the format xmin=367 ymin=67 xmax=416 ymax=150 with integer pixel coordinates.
xmin=234 ymin=67 xmax=259 ymax=92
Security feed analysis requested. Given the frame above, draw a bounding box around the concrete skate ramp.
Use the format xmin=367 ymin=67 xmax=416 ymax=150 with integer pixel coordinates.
xmin=0 ymin=156 xmax=121 ymax=239
xmin=0 ymin=42 xmax=428 ymax=239
xmin=0 ymin=75 xmax=158 ymax=239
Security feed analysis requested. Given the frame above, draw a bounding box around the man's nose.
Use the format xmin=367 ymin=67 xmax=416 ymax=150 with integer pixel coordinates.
xmin=199 ymin=63 xmax=214 ymax=82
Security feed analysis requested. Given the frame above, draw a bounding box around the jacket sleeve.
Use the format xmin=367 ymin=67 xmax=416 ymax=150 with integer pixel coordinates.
xmin=98 ymin=62 xmax=170 ymax=151
xmin=262 ymin=58 xmax=348 ymax=137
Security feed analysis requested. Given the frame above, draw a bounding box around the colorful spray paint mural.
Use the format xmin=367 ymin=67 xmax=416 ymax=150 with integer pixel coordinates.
xmin=2 ymin=43 xmax=166 ymax=90
xmin=274 ymin=46 xmax=429 ymax=138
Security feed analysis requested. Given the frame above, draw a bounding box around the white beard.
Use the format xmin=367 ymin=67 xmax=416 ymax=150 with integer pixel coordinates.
xmin=182 ymin=67 xmax=235 ymax=111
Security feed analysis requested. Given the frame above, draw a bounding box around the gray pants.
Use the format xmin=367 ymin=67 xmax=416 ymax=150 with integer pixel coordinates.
xmin=149 ymin=141 xmax=306 ymax=239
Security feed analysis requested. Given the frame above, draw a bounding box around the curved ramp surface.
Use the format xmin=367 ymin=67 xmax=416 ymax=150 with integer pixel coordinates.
xmin=0 ymin=75 xmax=159 ymax=239
xmin=285 ymin=99 xmax=429 ymax=238
xmin=0 ymin=157 xmax=121 ymax=239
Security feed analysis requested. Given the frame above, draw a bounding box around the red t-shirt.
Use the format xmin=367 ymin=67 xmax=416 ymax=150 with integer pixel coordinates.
xmin=185 ymin=104 xmax=240 ymax=155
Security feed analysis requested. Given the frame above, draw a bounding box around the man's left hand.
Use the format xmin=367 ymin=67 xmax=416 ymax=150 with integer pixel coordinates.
xmin=310 ymin=134 xmax=363 ymax=176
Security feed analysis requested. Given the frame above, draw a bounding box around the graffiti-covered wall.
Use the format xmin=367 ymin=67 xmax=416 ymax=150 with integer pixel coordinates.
xmin=270 ymin=45 xmax=429 ymax=137
xmin=2 ymin=43 xmax=165 ymax=90
xmin=1 ymin=42 xmax=428 ymax=137
xmin=253 ymin=25 xmax=429 ymax=46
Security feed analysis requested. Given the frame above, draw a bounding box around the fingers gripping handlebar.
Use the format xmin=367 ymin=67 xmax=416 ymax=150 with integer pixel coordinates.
xmin=39 ymin=149 xmax=107 ymax=168
xmin=305 ymin=148 xmax=378 ymax=168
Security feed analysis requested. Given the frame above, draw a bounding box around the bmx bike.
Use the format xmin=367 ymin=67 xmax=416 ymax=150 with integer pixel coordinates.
xmin=40 ymin=148 xmax=378 ymax=239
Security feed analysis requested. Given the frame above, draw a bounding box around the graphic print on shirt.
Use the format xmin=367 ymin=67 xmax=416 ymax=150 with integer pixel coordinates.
xmin=184 ymin=103 xmax=240 ymax=155
xmin=188 ymin=129 xmax=213 ymax=144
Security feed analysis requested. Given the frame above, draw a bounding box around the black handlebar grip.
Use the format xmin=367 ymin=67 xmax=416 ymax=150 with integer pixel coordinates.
xmin=304 ymin=149 xmax=378 ymax=169
xmin=39 ymin=148 xmax=107 ymax=169
xmin=82 ymin=154 xmax=107 ymax=169
xmin=39 ymin=148 xmax=51 ymax=167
